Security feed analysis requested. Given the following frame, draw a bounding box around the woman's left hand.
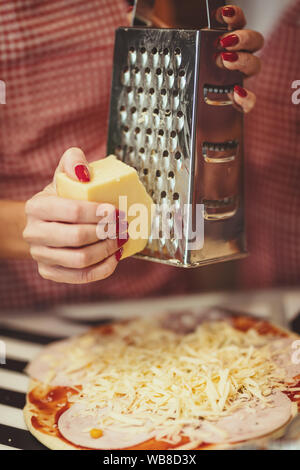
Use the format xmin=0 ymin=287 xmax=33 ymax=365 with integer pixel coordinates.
xmin=216 ymin=5 xmax=264 ymax=113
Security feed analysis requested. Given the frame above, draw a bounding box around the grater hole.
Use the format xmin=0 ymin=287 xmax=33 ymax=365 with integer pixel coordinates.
xmin=173 ymin=192 xmax=180 ymax=200
xmin=145 ymin=67 xmax=150 ymax=74
xmin=167 ymin=69 xmax=174 ymax=76
xmin=137 ymin=87 xmax=143 ymax=94
xmin=163 ymin=48 xmax=169 ymax=55
xmin=120 ymin=105 xmax=126 ymax=111
xmin=156 ymin=68 xmax=162 ymax=75
xmin=123 ymin=66 xmax=129 ymax=73
xmin=126 ymin=86 xmax=133 ymax=93
xmin=143 ymin=168 xmax=148 ymax=175
xmin=170 ymin=130 xmax=177 ymax=138
xmin=139 ymin=147 xmax=145 ymax=154
xmin=123 ymin=125 xmax=129 ymax=133
xmin=158 ymin=129 xmax=164 ymax=136
xmin=146 ymin=128 xmax=152 ymax=135
xmin=140 ymin=47 xmax=146 ymax=54
xmin=177 ymin=111 xmax=183 ymax=118
xmin=130 ymin=106 xmax=137 ymax=114
xmin=175 ymin=48 xmax=181 ymax=55
xmin=168 ymin=171 xmax=175 ymax=178
xmin=134 ymin=67 xmax=140 ymax=74
xmin=129 ymin=146 xmax=134 ymax=152
xmin=173 ymin=90 xmax=179 ymax=97
xmin=149 ymin=88 xmax=155 ymax=95
xmin=151 ymin=47 xmax=158 ymax=55
xmin=163 ymin=150 xmax=169 ymax=157
xmin=179 ymin=69 xmax=185 ymax=77
xmin=175 ymin=151 xmax=181 ymax=160
xmin=135 ymin=127 xmax=141 ymax=134
xmin=156 ymin=170 xmax=161 ymax=177
xmin=142 ymin=107 xmax=148 ymax=113
xmin=153 ymin=108 xmax=159 ymax=115
xmin=161 ymin=89 xmax=167 ymax=96
xmin=165 ymin=109 xmax=171 ymax=117
xmin=129 ymin=46 xmax=135 ymax=53
xmin=161 ymin=191 xmax=167 ymax=198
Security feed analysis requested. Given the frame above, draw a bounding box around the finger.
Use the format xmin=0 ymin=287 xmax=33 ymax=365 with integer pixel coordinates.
xmin=37 ymin=254 xmax=120 ymax=284
xmin=24 ymin=220 xmax=100 ymax=247
xmin=26 ymin=194 xmax=117 ymax=224
xmin=216 ymin=5 xmax=246 ymax=30
xmin=219 ymin=29 xmax=264 ymax=52
xmin=30 ymin=235 xmax=128 ymax=269
xmin=217 ymin=51 xmax=261 ymax=77
xmin=232 ymin=85 xmax=256 ymax=114
xmin=55 ymin=147 xmax=91 ymax=183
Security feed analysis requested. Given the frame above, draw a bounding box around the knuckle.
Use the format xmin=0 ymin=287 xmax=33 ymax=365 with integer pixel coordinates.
xmin=29 ymin=245 xmax=39 ymax=260
xmin=38 ymin=263 xmax=51 ymax=280
xmin=68 ymin=203 xmax=82 ymax=223
xmin=71 ymin=226 xmax=86 ymax=246
xmin=25 ymin=198 xmax=36 ymax=216
xmin=23 ymin=224 xmax=34 ymax=243
xmin=74 ymin=249 xmax=90 ymax=268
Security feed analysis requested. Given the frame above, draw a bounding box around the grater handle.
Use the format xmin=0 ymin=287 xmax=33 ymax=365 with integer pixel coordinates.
xmin=133 ymin=0 xmax=227 ymax=30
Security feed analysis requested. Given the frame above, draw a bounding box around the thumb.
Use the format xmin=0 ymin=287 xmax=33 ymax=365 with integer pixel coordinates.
xmin=55 ymin=147 xmax=91 ymax=183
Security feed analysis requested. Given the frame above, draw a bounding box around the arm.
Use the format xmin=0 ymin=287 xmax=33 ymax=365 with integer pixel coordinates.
xmin=0 ymin=200 xmax=30 ymax=259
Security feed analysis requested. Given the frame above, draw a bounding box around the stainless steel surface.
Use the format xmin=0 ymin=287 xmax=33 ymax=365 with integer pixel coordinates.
xmin=107 ymin=1 xmax=246 ymax=267
xmin=133 ymin=0 xmax=226 ymax=29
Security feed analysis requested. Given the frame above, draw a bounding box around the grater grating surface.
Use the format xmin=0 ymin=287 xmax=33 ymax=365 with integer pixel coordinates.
xmin=108 ymin=27 xmax=246 ymax=267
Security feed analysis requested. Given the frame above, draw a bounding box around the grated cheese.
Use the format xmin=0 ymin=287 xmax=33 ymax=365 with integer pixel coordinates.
xmin=45 ymin=318 xmax=289 ymax=444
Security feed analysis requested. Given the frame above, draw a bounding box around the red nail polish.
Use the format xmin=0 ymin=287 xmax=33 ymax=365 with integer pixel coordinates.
xmin=222 ymin=6 xmax=235 ymax=17
xmin=115 ymin=247 xmax=123 ymax=262
xmin=234 ymin=85 xmax=248 ymax=98
xmin=222 ymin=51 xmax=238 ymax=62
xmin=220 ymin=34 xmax=239 ymax=48
xmin=74 ymin=164 xmax=90 ymax=182
xmin=117 ymin=232 xmax=129 ymax=248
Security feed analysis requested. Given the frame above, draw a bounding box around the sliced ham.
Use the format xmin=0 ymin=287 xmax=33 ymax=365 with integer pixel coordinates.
xmin=25 ymin=339 xmax=76 ymax=386
xmin=190 ymin=391 xmax=292 ymax=444
xmin=270 ymin=337 xmax=300 ymax=379
xmin=58 ymin=403 xmax=154 ymax=449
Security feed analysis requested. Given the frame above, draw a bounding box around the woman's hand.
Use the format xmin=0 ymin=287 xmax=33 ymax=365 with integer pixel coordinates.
xmin=216 ymin=5 xmax=264 ymax=113
xmin=23 ymin=148 xmax=127 ymax=284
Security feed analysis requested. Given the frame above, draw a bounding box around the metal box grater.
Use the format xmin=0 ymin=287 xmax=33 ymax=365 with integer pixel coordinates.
xmin=107 ymin=0 xmax=246 ymax=267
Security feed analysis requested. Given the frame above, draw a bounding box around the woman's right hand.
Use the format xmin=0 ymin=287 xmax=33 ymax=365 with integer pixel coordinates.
xmin=23 ymin=148 xmax=127 ymax=284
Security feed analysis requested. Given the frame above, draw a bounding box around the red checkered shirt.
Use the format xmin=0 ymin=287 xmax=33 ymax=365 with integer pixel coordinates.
xmin=0 ymin=0 xmax=187 ymax=309
xmin=239 ymin=0 xmax=300 ymax=288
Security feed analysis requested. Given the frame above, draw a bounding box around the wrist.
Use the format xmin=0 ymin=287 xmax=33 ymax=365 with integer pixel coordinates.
xmin=0 ymin=200 xmax=30 ymax=259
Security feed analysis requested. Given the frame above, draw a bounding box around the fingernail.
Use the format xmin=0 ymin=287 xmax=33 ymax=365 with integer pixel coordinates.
xmin=220 ymin=34 xmax=239 ymax=48
xmin=116 ymin=217 xmax=128 ymax=234
xmin=117 ymin=232 xmax=129 ymax=248
xmin=222 ymin=6 xmax=235 ymax=17
xmin=115 ymin=209 xmax=126 ymax=220
xmin=115 ymin=247 xmax=123 ymax=262
xmin=222 ymin=51 xmax=239 ymax=62
xmin=74 ymin=164 xmax=90 ymax=182
xmin=234 ymin=85 xmax=248 ymax=98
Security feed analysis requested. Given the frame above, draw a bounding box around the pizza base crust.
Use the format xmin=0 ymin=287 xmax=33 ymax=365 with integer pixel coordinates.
xmin=24 ymin=379 xmax=78 ymax=450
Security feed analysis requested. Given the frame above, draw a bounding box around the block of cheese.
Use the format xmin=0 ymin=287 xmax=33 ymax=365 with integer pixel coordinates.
xmin=56 ymin=155 xmax=153 ymax=259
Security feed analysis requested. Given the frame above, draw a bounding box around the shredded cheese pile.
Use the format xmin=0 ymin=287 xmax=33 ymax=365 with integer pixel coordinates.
xmin=47 ymin=318 xmax=285 ymax=443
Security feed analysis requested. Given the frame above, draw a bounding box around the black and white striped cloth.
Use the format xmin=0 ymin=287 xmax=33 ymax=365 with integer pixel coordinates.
xmin=0 ymin=313 xmax=101 ymax=450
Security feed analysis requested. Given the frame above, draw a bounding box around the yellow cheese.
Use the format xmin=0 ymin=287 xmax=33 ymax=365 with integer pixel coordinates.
xmin=56 ymin=155 xmax=153 ymax=259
